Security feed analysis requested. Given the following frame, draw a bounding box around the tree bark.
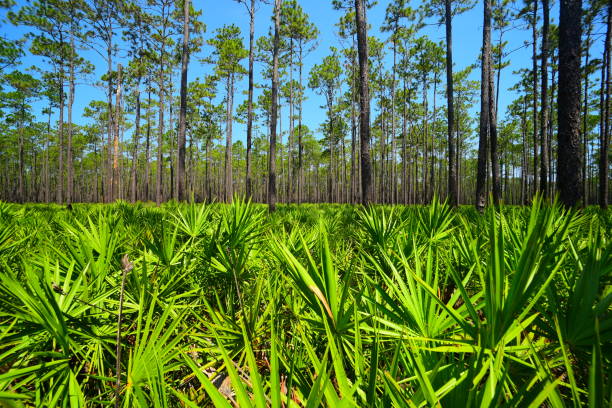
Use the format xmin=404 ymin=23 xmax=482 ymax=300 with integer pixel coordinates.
xmin=355 ymin=0 xmax=372 ymax=205
xmin=245 ymin=0 xmax=255 ymax=199
xmin=288 ymin=39 xmax=295 ymax=202
xmin=532 ymin=0 xmax=539 ymax=196
xmin=422 ymin=73 xmax=428 ymax=204
xmin=549 ymin=52 xmax=557 ymax=192
xmin=431 ymin=73 xmax=437 ymax=203
xmin=327 ymin=92 xmax=334 ymax=203
xmin=402 ymin=79 xmax=408 ymax=204
xmin=521 ymin=96 xmax=528 ymax=204
xmin=206 ymin=136 xmax=211 ymax=200
xmin=224 ymin=73 xmax=234 ymax=203
xmin=177 ymin=0 xmax=190 ymax=201
xmin=112 ymin=64 xmax=122 ymax=202
xmin=58 ymin=61 xmax=65 ymax=204
xmin=540 ymin=0 xmax=550 ymax=197
xmin=156 ymin=56 xmax=165 ymax=205
xmin=169 ymin=80 xmax=175 ymax=200
xmin=130 ymin=74 xmax=142 ymax=203
xmin=45 ymin=104 xmax=51 ymax=203
xmin=268 ymin=0 xmax=281 ymax=212
xmin=476 ymin=0 xmax=492 ymax=211
xmin=445 ymin=0 xmax=458 ymax=207
xmin=17 ymin=105 xmax=24 ymax=203
xmin=557 ymin=0 xmax=583 ymax=207
xmin=582 ymin=24 xmax=591 ymax=204
xmin=106 ymin=30 xmax=114 ymax=203
xmin=67 ymin=35 xmax=75 ymax=205
xmin=489 ymin=56 xmax=500 ymax=205
xmin=297 ymin=43 xmax=304 ymax=204
xmin=144 ymin=86 xmax=152 ymax=201
xmin=391 ymin=32 xmax=397 ymax=204
xmin=599 ymin=3 xmax=611 ymax=209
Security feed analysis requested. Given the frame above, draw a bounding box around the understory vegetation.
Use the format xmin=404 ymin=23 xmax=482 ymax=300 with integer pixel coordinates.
xmin=0 ymin=198 xmax=610 ymax=407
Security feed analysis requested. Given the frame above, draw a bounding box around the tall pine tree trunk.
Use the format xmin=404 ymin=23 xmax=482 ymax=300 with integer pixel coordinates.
xmin=531 ymin=0 xmax=539 ymax=196
xmin=431 ymin=74 xmax=437 ymax=203
xmin=489 ymin=56 xmax=500 ymax=205
xmin=557 ymin=0 xmax=583 ymax=207
xmin=582 ymin=25 xmax=591 ymax=204
xmin=298 ymin=43 xmax=305 ymax=204
xmin=144 ymin=87 xmax=152 ymax=201
xmin=246 ymin=0 xmax=255 ymax=199
xmin=45 ymin=105 xmax=51 ymax=203
xmin=476 ymin=0 xmax=492 ymax=211
xmin=130 ymin=74 xmax=142 ymax=203
xmin=177 ymin=0 xmax=190 ymax=201
xmin=106 ymin=31 xmax=114 ymax=203
xmin=540 ymin=0 xmax=550 ymax=197
xmin=156 ymin=54 xmax=165 ymax=205
xmin=58 ymin=62 xmax=65 ymax=204
xmin=549 ymin=54 xmax=556 ymax=191
xmin=402 ymin=81 xmax=408 ymax=204
xmin=206 ymin=136 xmax=211 ymax=201
xmin=521 ymin=97 xmax=528 ymax=204
xmin=599 ymin=3 xmax=611 ymax=209
xmin=445 ymin=0 xmax=458 ymax=206
xmin=112 ymin=64 xmax=122 ymax=202
xmin=224 ymin=74 xmax=234 ymax=203
xmin=288 ymin=40 xmax=295 ymax=202
xmin=355 ymin=0 xmax=372 ymax=205
xmin=268 ymin=0 xmax=281 ymax=212
xmin=67 ymin=35 xmax=75 ymax=205
xmin=18 ymin=105 xmax=24 ymax=203
xmin=391 ymin=34 xmax=397 ymax=204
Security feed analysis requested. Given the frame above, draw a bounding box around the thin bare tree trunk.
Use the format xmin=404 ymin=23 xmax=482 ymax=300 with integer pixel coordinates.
xmin=431 ymin=74 xmax=437 ymax=202
xmin=245 ymin=0 xmax=255 ymax=199
xmin=489 ymin=56 xmax=500 ymax=205
xmin=445 ymin=0 xmax=458 ymax=206
xmin=582 ymin=23 xmax=592 ymax=206
xmin=532 ymin=0 xmax=539 ymax=196
xmin=45 ymin=105 xmax=51 ymax=203
xmin=156 ymin=60 xmax=165 ymax=205
xmin=521 ymin=97 xmax=528 ymax=204
xmin=599 ymin=3 xmax=611 ymax=209
xmin=224 ymin=74 xmax=234 ymax=203
xmin=391 ymin=35 xmax=397 ymax=204
xmin=67 ymin=35 xmax=75 ymax=204
xmin=177 ymin=0 xmax=190 ymax=201
xmin=130 ymin=74 xmax=142 ymax=203
xmin=58 ymin=61 xmax=65 ymax=204
xmin=540 ymin=0 xmax=550 ymax=197
xmin=402 ymin=80 xmax=408 ymax=204
xmin=17 ymin=105 xmax=24 ymax=203
xmin=476 ymin=0 xmax=492 ymax=211
xmin=106 ymin=30 xmax=114 ymax=203
xmin=112 ymin=64 xmax=122 ymax=202
xmin=298 ymin=43 xmax=305 ymax=204
xmin=268 ymin=0 xmax=281 ymax=212
xmin=582 ymin=24 xmax=591 ymax=204
xmin=144 ymin=86 xmax=152 ymax=201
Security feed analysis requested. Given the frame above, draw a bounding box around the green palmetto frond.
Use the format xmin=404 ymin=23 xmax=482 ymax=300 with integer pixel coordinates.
xmin=0 ymin=200 xmax=608 ymax=407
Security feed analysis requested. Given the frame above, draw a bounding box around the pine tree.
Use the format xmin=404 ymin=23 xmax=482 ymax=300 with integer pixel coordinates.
xmin=208 ymin=25 xmax=248 ymax=203
xmin=557 ymin=0 xmax=583 ymax=207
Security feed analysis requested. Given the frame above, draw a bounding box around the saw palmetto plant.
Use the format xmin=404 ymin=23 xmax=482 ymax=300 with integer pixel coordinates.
xmin=0 ymin=197 xmax=609 ymax=407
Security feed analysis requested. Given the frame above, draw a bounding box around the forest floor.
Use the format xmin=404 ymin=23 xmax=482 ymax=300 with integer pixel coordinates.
xmin=0 ymin=199 xmax=610 ymax=407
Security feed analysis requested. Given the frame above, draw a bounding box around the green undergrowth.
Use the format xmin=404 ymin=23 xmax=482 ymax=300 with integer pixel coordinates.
xmin=0 ymin=198 xmax=610 ymax=407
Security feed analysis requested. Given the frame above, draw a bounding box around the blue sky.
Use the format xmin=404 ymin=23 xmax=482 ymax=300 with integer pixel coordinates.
xmin=1 ymin=0 xmax=607 ymax=147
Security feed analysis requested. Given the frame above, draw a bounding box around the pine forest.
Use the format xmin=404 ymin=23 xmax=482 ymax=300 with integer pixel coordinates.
xmin=0 ymin=0 xmax=610 ymax=406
